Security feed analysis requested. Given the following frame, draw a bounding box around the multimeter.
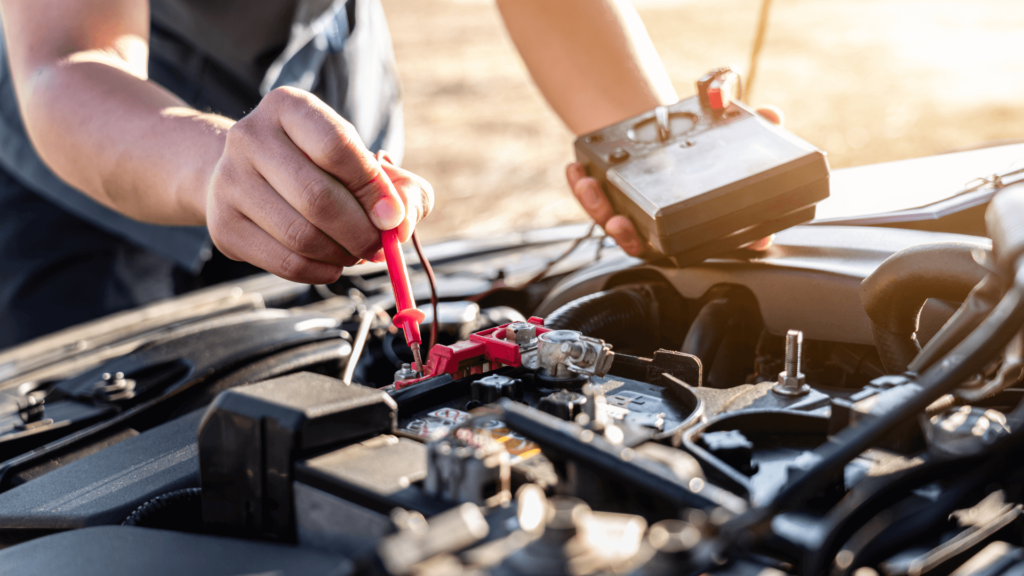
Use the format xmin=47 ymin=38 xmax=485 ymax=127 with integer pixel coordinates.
xmin=574 ymin=68 xmax=830 ymax=265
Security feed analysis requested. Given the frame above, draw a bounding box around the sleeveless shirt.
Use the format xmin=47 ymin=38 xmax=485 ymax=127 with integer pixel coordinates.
xmin=0 ymin=0 xmax=403 ymax=273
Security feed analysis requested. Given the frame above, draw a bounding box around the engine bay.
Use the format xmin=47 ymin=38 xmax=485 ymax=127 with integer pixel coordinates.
xmin=2 ymin=158 xmax=1024 ymax=575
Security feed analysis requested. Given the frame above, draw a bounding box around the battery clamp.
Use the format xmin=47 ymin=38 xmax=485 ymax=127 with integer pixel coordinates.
xmin=574 ymin=67 xmax=830 ymax=266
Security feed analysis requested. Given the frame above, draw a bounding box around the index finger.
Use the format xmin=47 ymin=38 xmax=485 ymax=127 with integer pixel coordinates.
xmin=268 ymin=87 xmax=406 ymax=231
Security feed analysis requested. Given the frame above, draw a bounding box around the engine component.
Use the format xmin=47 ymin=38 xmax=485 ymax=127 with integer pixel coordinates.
xmin=293 ymin=434 xmax=437 ymax=553
xmin=418 ymin=317 xmax=549 ymax=382
xmin=93 ymin=371 xmax=136 ymax=401
xmin=860 ymin=241 xmax=989 ymax=374
xmin=681 ymin=295 xmax=744 ymax=380
xmin=574 ymin=69 xmax=829 ymax=264
xmin=632 ymin=519 xmax=703 ymax=576
xmin=0 ymin=525 xmax=355 ymax=576
xmin=536 ymin=330 xmax=614 ymax=381
xmin=545 ymin=287 xmax=655 ymax=348
xmin=923 ymin=406 xmax=1010 ymax=458
xmin=538 ymin=389 xmax=588 ymax=422
xmin=121 ymin=487 xmax=203 ymax=532
xmin=471 ymin=374 xmax=520 ymax=404
xmin=772 ymin=330 xmax=810 ymax=396
xmin=698 ymin=430 xmax=756 ymax=476
xmin=495 ymin=496 xmax=647 ymax=576
xmin=198 ymin=372 xmax=397 ymax=541
xmin=394 ymin=363 xmax=419 ymax=384
xmin=424 ymin=425 xmax=511 ymax=507
xmin=0 ymin=409 xmax=204 ymax=540
xmin=423 ymin=301 xmax=484 ymax=341
xmin=505 ymin=321 xmax=538 ymax=348
xmin=377 ymin=504 xmax=490 ymax=576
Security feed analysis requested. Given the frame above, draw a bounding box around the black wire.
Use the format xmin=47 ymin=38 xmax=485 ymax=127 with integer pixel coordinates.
xmin=411 ymin=231 xmax=439 ymax=353
xmin=469 ymin=223 xmax=597 ymax=303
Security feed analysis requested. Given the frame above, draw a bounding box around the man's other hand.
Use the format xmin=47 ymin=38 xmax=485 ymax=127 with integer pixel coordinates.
xmin=567 ymin=105 xmax=785 ymax=257
xmin=205 ymin=87 xmax=433 ymax=284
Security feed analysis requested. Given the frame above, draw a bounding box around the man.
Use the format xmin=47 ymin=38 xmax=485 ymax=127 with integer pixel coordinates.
xmin=0 ymin=0 xmax=688 ymax=347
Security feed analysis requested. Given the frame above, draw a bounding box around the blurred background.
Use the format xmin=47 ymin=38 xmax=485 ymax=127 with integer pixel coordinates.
xmin=381 ymin=0 xmax=1024 ymax=241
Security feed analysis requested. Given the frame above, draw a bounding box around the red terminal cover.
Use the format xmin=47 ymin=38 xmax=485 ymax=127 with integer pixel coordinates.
xmin=395 ymin=316 xmax=548 ymax=389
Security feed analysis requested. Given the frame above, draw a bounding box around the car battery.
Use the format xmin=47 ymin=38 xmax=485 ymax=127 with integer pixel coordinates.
xmin=574 ymin=68 xmax=830 ymax=265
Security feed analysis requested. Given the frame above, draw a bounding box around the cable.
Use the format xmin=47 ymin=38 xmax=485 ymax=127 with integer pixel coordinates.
xmin=469 ymin=223 xmax=597 ymax=303
xmin=411 ymin=231 xmax=439 ymax=353
xmin=745 ymin=0 xmax=773 ymax=103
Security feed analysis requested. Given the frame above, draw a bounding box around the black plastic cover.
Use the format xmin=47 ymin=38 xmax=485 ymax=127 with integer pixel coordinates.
xmin=198 ymin=372 xmax=397 ymax=541
xmin=0 ymin=409 xmax=203 ymax=542
xmin=0 ymin=526 xmax=353 ymax=576
xmin=295 ymin=434 xmax=448 ymax=517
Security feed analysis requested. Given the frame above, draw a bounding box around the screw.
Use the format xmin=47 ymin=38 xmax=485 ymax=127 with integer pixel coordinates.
xmin=773 ymin=329 xmax=809 ymax=396
xmin=785 ymin=330 xmax=801 ymax=377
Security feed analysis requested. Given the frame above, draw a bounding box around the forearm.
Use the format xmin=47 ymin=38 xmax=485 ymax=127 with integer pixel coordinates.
xmin=497 ymin=0 xmax=677 ymax=135
xmin=15 ymin=57 xmax=228 ymax=225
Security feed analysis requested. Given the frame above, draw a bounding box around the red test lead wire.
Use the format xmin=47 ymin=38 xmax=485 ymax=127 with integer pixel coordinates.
xmin=381 ymin=227 xmax=427 ymax=372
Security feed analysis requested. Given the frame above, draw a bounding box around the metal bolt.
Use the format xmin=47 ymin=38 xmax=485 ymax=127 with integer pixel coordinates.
xmin=773 ymin=329 xmax=809 ymax=396
xmin=785 ymin=331 xmax=801 ymax=377
xmin=94 ymin=371 xmax=136 ymax=401
xmin=506 ymin=322 xmax=537 ymax=348
xmin=394 ymin=363 xmax=420 ymax=382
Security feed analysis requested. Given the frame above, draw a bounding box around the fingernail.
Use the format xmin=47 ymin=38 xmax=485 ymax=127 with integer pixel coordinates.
xmin=371 ymin=250 xmax=386 ymax=263
xmin=567 ymin=163 xmax=584 ymax=183
xmin=379 ymin=150 xmax=395 ymax=165
xmin=371 ymin=197 xmax=405 ymax=230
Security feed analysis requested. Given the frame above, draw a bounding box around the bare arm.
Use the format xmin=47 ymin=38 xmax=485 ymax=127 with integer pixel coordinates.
xmin=0 ymin=0 xmax=431 ymax=283
xmin=496 ymin=0 xmax=677 ymax=136
xmin=498 ymin=1 xmax=776 ymax=257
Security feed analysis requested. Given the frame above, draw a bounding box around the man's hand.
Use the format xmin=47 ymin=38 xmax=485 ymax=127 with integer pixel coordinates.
xmin=2 ymin=0 xmax=433 ymax=286
xmin=567 ymin=105 xmax=785 ymax=257
xmin=205 ymin=87 xmax=433 ymax=284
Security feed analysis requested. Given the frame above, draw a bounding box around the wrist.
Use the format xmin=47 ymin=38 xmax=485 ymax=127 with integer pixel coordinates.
xmin=175 ymin=112 xmax=233 ymax=225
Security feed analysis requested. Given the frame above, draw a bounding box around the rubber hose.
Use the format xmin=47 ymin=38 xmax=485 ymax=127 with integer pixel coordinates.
xmin=122 ymin=487 xmax=203 ymax=532
xmin=860 ymin=241 xmax=989 ymax=374
xmin=545 ymin=287 xmax=654 ymax=344
xmin=907 ymin=274 xmax=1004 ymax=374
xmin=681 ymin=297 xmax=742 ymax=377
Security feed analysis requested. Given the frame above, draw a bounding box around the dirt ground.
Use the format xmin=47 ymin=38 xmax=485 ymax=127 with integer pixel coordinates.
xmin=381 ymin=0 xmax=1024 ymax=241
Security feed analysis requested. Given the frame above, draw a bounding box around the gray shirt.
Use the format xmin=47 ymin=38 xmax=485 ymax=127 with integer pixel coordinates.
xmin=0 ymin=0 xmax=403 ymax=273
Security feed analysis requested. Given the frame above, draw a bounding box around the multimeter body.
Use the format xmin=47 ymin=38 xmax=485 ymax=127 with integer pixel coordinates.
xmin=574 ymin=76 xmax=829 ymax=266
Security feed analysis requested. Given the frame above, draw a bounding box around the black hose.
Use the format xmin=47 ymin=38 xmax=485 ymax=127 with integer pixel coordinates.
xmin=718 ymin=256 xmax=1024 ymax=555
xmin=681 ymin=296 xmax=743 ymax=378
xmin=907 ymin=274 xmax=1005 ymax=374
xmin=122 ymin=487 xmax=203 ymax=532
xmin=545 ymin=286 xmax=655 ymax=344
xmin=860 ymin=242 xmax=989 ymax=374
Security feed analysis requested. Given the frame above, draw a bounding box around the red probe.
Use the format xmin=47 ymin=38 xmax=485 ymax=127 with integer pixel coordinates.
xmin=381 ymin=227 xmax=427 ymax=373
